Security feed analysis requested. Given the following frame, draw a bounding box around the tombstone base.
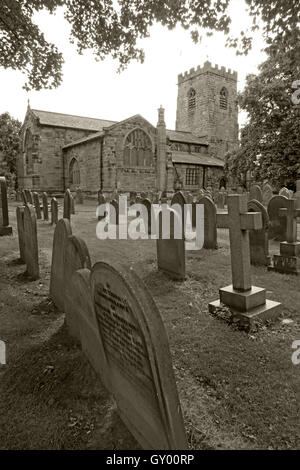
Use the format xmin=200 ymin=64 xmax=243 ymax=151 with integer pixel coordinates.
xmin=279 ymin=242 xmax=300 ymax=257
xmin=269 ymin=254 xmax=300 ymax=275
xmin=209 ymin=298 xmax=281 ymax=327
xmin=0 ymin=226 xmax=12 ymax=236
xmin=219 ymin=285 xmax=266 ymax=312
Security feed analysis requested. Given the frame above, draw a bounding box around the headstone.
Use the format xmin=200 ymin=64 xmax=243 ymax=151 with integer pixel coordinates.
xmin=71 ymin=194 xmax=75 ymax=215
xmin=51 ymin=197 xmax=58 ymax=225
xmin=156 ymin=206 xmax=185 ymax=281
xmin=64 ymin=235 xmax=92 ymax=337
xmin=90 ymin=261 xmax=187 ymax=449
xmin=21 ymin=190 xmax=27 ymax=205
xmin=129 ymin=191 xmax=137 ymax=206
xmin=216 ymin=190 xmax=225 ymax=210
xmin=262 ymin=184 xmax=273 ymax=206
xmin=25 ymin=189 xmax=33 ymax=204
xmin=75 ymin=187 xmax=84 ymax=204
xmin=267 ymin=195 xmax=289 ymax=240
xmin=24 ymin=204 xmax=39 ymax=280
xmin=50 ymin=218 xmax=72 ymax=311
xmin=171 ymin=191 xmax=187 ymax=230
xmin=197 ymin=196 xmax=217 ymax=249
xmin=63 ymin=189 xmax=72 ymax=219
xmin=110 ymin=199 xmax=119 ymax=225
xmin=0 ymin=177 xmax=12 ymax=236
xmin=160 ymin=190 xmax=168 ymax=203
xmin=269 ymin=199 xmax=300 ymax=275
xmin=279 ymin=187 xmax=290 ymax=199
xmin=16 ymin=206 xmax=26 ymax=263
xmin=249 ymin=184 xmax=263 ymax=203
xmin=42 ymin=192 xmax=49 ymax=221
xmin=209 ymin=195 xmax=281 ymax=327
xmin=247 ymin=200 xmax=270 ymax=266
xmin=33 ymin=192 xmax=42 ymax=219
xmin=141 ymin=198 xmax=153 ymax=235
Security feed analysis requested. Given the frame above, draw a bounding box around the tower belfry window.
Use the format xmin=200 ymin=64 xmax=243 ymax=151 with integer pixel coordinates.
xmin=188 ymin=88 xmax=196 ymax=111
xmin=220 ymin=87 xmax=228 ymax=109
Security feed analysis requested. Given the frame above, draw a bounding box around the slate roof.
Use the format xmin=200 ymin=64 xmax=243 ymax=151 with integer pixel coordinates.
xmin=31 ymin=109 xmax=117 ymax=131
xmin=172 ymin=151 xmax=224 ymax=167
xmin=166 ymin=130 xmax=208 ymax=145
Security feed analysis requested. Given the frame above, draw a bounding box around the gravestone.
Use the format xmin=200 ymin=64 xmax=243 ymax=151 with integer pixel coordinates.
xmin=71 ymin=194 xmax=75 ymax=214
xmin=262 ymin=184 xmax=273 ymax=206
xmin=110 ymin=199 xmax=119 ymax=225
xmin=160 ymin=190 xmax=168 ymax=203
xmin=247 ymin=200 xmax=270 ymax=266
xmin=75 ymin=187 xmax=84 ymax=204
xmin=33 ymin=192 xmax=42 ymax=219
xmin=197 ymin=196 xmax=217 ymax=249
xmin=279 ymin=187 xmax=290 ymax=199
xmin=171 ymin=191 xmax=187 ymax=230
xmin=51 ymin=197 xmax=58 ymax=225
xmin=216 ymin=190 xmax=225 ymax=210
xmin=50 ymin=218 xmax=72 ymax=311
xmin=129 ymin=191 xmax=137 ymax=205
xmin=209 ymin=195 xmax=281 ymax=327
xmin=249 ymin=184 xmax=263 ymax=203
xmin=25 ymin=189 xmax=33 ymax=204
xmin=141 ymin=198 xmax=153 ymax=235
xmin=16 ymin=206 xmax=25 ymax=263
xmin=267 ymin=195 xmax=289 ymax=240
xmin=156 ymin=206 xmax=185 ymax=281
xmin=42 ymin=192 xmax=49 ymax=220
xmin=21 ymin=190 xmax=27 ymax=205
xmin=0 ymin=177 xmax=12 ymax=236
xmin=24 ymin=204 xmax=39 ymax=280
xmin=90 ymin=261 xmax=187 ymax=449
xmin=63 ymin=189 xmax=72 ymax=219
xmin=269 ymin=199 xmax=300 ymax=275
xmin=64 ymin=235 xmax=92 ymax=337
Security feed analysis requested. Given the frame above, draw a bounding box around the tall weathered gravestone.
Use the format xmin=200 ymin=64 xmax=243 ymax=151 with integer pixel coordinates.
xmin=25 ymin=189 xmax=33 ymax=205
xmin=209 ymin=195 xmax=281 ymax=327
xmin=156 ymin=206 xmax=185 ymax=281
xmin=141 ymin=198 xmax=153 ymax=235
xmin=71 ymin=194 xmax=75 ymax=215
xmin=33 ymin=192 xmax=42 ymax=219
xmin=269 ymin=199 xmax=300 ymax=275
xmin=50 ymin=218 xmax=72 ymax=311
xmin=267 ymin=195 xmax=289 ymax=240
xmin=42 ymin=192 xmax=49 ymax=221
xmin=249 ymin=184 xmax=263 ymax=203
xmin=51 ymin=197 xmax=58 ymax=225
xmin=24 ymin=204 xmax=39 ymax=279
xmin=0 ymin=177 xmax=12 ymax=236
xmin=90 ymin=261 xmax=187 ymax=449
xmin=63 ymin=189 xmax=72 ymax=219
xmin=110 ymin=199 xmax=119 ymax=225
xmin=171 ymin=191 xmax=186 ymax=230
xmin=247 ymin=200 xmax=270 ymax=266
xmin=197 ymin=196 xmax=217 ymax=249
xmin=16 ymin=206 xmax=25 ymax=263
xmin=262 ymin=183 xmax=273 ymax=207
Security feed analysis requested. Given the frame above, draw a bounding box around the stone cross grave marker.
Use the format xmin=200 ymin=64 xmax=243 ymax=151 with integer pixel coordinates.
xmin=269 ymin=198 xmax=300 ymax=275
xmin=24 ymin=204 xmax=39 ymax=280
xmin=209 ymin=195 xmax=281 ymax=326
xmin=156 ymin=206 xmax=185 ymax=281
xmin=247 ymin=200 xmax=270 ymax=266
xmin=16 ymin=206 xmax=25 ymax=263
xmin=42 ymin=192 xmax=48 ymax=220
xmin=63 ymin=189 xmax=72 ymax=219
xmin=51 ymin=197 xmax=58 ymax=225
xmin=197 ymin=196 xmax=217 ymax=249
xmin=90 ymin=261 xmax=187 ymax=449
xmin=267 ymin=195 xmax=289 ymax=240
xmin=249 ymin=184 xmax=263 ymax=203
xmin=0 ymin=177 xmax=12 ymax=236
xmin=50 ymin=218 xmax=72 ymax=311
xmin=64 ymin=235 xmax=92 ymax=337
xmin=33 ymin=192 xmax=42 ymax=219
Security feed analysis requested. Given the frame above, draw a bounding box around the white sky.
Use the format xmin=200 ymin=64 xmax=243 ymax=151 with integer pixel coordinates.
xmin=0 ymin=0 xmax=266 ymax=129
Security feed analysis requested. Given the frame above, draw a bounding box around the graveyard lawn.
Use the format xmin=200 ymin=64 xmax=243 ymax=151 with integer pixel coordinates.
xmin=0 ymin=201 xmax=299 ymax=450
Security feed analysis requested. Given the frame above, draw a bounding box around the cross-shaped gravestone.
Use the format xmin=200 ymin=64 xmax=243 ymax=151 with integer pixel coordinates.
xmin=209 ymin=194 xmax=281 ymax=327
xmin=279 ymin=199 xmax=300 ymax=243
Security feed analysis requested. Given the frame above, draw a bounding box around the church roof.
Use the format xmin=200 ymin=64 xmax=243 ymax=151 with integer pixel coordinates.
xmin=166 ymin=130 xmax=208 ymax=145
xmin=172 ymin=151 xmax=224 ymax=167
xmin=63 ymin=131 xmax=104 ymax=149
xmin=31 ymin=109 xmax=117 ymax=131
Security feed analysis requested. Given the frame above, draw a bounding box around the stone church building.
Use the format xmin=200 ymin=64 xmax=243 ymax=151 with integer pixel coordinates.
xmin=17 ymin=61 xmax=238 ymax=196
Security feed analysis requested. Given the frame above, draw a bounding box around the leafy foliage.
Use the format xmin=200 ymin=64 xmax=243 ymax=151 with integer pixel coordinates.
xmin=0 ymin=0 xmax=299 ymax=90
xmin=0 ymin=112 xmax=21 ymax=187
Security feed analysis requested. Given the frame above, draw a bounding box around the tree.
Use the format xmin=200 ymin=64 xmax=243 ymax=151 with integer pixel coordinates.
xmin=225 ymin=24 xmax=300 ymax=190
xmin=0 ymin=0 xmax=299 ymax=91
xmin=0 ymin=113 xmax=21 ymax=188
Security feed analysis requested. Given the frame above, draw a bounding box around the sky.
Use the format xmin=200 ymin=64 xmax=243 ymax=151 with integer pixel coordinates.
xmin=0 ymin=0 xmax=267 ymax=129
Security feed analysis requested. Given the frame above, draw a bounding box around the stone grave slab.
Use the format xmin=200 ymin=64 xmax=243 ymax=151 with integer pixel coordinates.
xmin=262 ymin=184 xmax=273 ymax=206
xmin=249 ymin=185 xmax=263 ymax=203
xmin=197 ymin=196 xmax=217 ymax=249
xmin=90 ymin=261 xmax=187 ymax=449
xmin=141 ymin=198 xmax=153 ymax=235
xmin=24 ymin=204 xmax=39 ymax=279
xmin=247 ymin=200 xmax=270 ymax=266
xmin=71 ymin=194 xmax=75 ymax=214
xmin=33 ymin=192 xmax=42 ymax=219
xmin=51 ymin=197 xmax=58 ymax=225
xmin=110 ymin=199 xmax=119 ymax=225
xmin=0 ymin=177 xmax=12 ymax=236
xmin=63 ymin=189 xmax=72 ymax=219
xmin=267 ymin=195 xmax=289 ymax=240
xmin=42 ymin=192 xmax=49 ymax=220
xmin=16 ymin=206 xmax=26 ymax=263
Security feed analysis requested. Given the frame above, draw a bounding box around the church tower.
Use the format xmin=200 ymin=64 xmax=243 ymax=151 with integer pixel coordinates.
xmin=175 ymin=61 xmax=239 ymax=159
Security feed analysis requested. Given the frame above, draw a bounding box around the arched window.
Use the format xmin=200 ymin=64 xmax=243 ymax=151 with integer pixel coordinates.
xmin=188 ymin=88 xmax=196 ymax=111
xmin=220 ymin=87 xmax=228 ymax=109
xmin=69 ymin=158 xmax=80 ymax=185
xmin=124 ymin=129 xmax=153 ymax=167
